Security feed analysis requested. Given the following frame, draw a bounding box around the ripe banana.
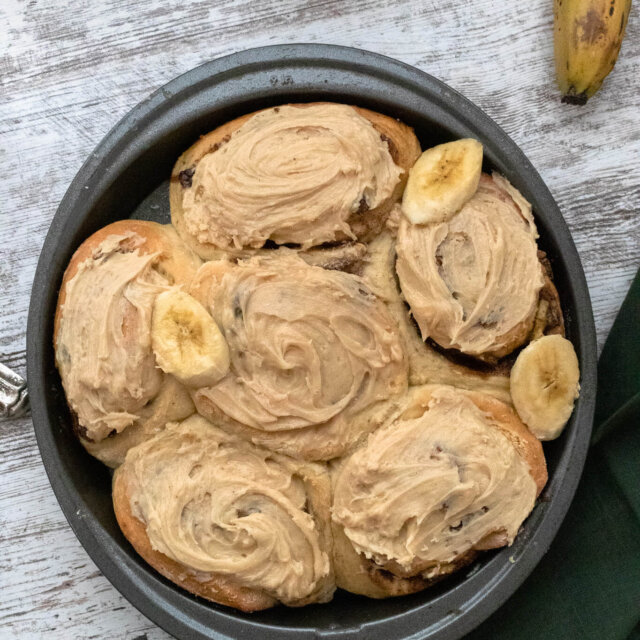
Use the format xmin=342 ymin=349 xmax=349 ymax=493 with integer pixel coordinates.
xmin=401 ymin=139 xmax=483 ymax=225
xmin=554 ymin=0 xmax=631 ymax=104
xmin=151 ymin=290 xmax=230 ymax=388
xmin=510 ymin=335 xmax=580 ymax=440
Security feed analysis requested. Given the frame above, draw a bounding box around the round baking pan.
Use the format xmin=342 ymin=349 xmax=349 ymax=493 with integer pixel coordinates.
xmin=27 ymin=44 xmax=597 ymax=640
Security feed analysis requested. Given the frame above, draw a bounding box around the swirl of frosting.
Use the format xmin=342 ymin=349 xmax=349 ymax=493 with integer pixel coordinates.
xmin=181 ymin=104 xmax=402 ymax=250
xmin=332 ymin=385 xmax=539 ymax=574
xmin=55 ymin=223 xmax=200 ymax=444
xmin=396 ymin=173 xmax=544 ymax=359
xmin=123 ymin=416 xmax=332 ymax=604
xmin=191 ymin=253 xmax=407 ymax=459
xmin=56 ymin=233 xmax=168 ymax=441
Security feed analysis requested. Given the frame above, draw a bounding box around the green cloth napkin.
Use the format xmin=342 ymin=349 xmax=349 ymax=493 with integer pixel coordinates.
xmin=467 ymin=269 xmax=640 ymax=640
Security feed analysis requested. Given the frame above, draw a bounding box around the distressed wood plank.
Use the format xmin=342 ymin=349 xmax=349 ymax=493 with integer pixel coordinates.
xmin=1 ymin=0 xmax=638 ymax=637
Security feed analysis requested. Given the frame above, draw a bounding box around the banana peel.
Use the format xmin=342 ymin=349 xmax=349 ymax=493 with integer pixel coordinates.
xmin=554 ymin=0 xmax=631 ymax=104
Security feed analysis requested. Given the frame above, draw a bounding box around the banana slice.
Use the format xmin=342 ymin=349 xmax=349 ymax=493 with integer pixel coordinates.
xmin=151 ymin=290 xmax=230 ymax=388
xmin=401 ymin=138 xmax=483 ymax=225
xmin=510 ymin=335 xmax=580 ymax=440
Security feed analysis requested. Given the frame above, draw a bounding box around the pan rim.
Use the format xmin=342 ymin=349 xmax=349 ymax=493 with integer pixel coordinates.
xmin=27 ymin=43 xmax=597 ymax=640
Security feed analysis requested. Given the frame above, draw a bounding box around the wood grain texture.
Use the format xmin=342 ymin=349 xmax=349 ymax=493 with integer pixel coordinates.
xmin=0 ymin=0 xmax=638 ymax=637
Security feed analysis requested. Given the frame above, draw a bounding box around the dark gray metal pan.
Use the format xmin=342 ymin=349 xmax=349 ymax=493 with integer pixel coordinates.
xmin=26 ymin=44 xmax=597 ymax=640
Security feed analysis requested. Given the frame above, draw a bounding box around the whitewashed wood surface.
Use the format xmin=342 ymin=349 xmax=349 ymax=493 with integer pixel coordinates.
xmin=1 ymin=0 xmax=638 ymax=638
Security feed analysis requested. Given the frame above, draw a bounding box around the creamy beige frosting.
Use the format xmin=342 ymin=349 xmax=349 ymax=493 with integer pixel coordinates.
xmin=396 ymin=173 xmax=544 ymax=358
xmin=193 ymin=253 xmax=406 ymax=436
xmin=125 ymin=416 xmax=331 ymax=604
xmin=56 ymin=233 xmax=169 ymax=441
xmin=361 ymin=231 xmax=513 ymax=403
xmin=182 ymin=104 xmax=402 ymax=250
xmin=332 ymin=386 xmax=537 ymax=573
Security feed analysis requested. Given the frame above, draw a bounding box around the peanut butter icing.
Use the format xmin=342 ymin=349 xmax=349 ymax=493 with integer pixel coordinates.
xmin=332 ymin=385 xmax=537 ymax=573
xmin=182 ymin=104 xmax=403 ymax=250
xmin=192 ymin=254 xmax=406 ymax=440
xmin=125 ymin=416 xmax=332 ymax=604
xmin=362 ymin=231 xmax=513 ymax=404
xmin=56 ymin=233 xmax=169 ymax=441
xmin=396 ymin=173 xmax=544 ymax=358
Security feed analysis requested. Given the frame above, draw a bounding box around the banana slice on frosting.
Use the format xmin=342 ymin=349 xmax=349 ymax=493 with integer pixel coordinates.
xmin=151 ymin=290 xmax=229 ymax=388
xmin=510 ymin=335 xmax=580 ymax=440
xmin=402 ymin=139 xmax=483 ymax=224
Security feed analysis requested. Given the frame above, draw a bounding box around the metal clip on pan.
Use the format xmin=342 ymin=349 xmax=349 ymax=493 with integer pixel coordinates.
xmin=0 ymin=362 xmax=30 ymax=420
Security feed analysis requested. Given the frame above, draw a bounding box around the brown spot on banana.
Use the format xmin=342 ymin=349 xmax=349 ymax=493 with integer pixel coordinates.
xmin=576 ymin=9 xmax=608 ymax=45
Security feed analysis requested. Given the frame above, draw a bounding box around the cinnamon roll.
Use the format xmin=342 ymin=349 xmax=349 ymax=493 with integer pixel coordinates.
xmin=396 ymin=173 xmax=545 ymax=361
xmin=51 ymin=103 xmax=577 ymax=611
xmin=189 ymin=253 xmax=408 ymax=461
xmin=170 ymin=102 xmax=421 ymax=259
xmin=54 ymin=220 xmax=201 ymax=467
xmin=113 ymin=415 xmax=335 ymax=611
xmin=363 ymin=229 xmax=513 ymax=403
xmin=331 ymin=384 xmax=547 ymax=598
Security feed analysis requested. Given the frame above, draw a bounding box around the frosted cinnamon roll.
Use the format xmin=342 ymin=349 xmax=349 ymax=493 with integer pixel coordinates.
xmin=331 ymin=384 xmax=546 ymax=598
xmin=396 ymin=173 xmax=545 ymax=361
xmin=113 ymin=415 xmax=335 ymax=611
xmin=54 ymin=221 xmax=201 ymax=466
xmin=189 ymin=253 xmax=408 ymax=460
xmin=362 ymin=231 xmax=512 ymax=403
xmin=170 ymin=102 xmax=421 ymax=259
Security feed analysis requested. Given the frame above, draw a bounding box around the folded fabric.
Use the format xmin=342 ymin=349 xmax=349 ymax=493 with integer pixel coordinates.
xmin=467 ymin=268 xmax=640 ymax=640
